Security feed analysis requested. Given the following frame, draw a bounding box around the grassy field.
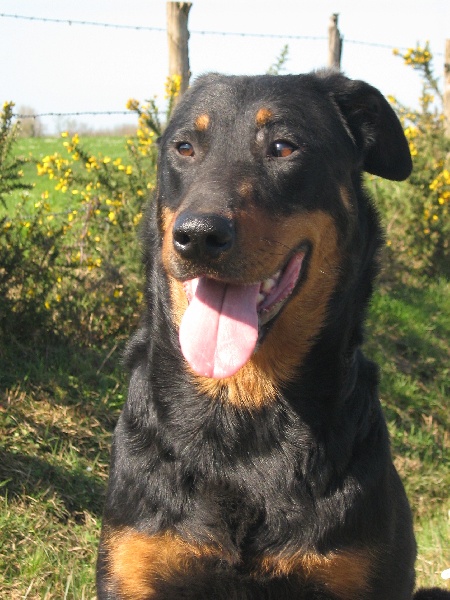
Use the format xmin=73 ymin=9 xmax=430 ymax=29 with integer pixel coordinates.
xmin=3 ymin=136 xmax=132 ymax=215
xmin=366 ymin=274 xmax=450 ymax=585
xmin=0 ymin=136 xmax=449 ymax=598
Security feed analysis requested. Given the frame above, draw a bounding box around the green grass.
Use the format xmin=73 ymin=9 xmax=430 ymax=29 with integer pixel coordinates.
xmin=0 ymin=136 xmax=449 ymax=597
xmin=0 ymin=339 xmax=126 ymax=599
xmin=366 ymin=276 xmax=450 ymax=587
xmin=14 ymin=135 xmax=131 ymax=164
xmin=4 ymin=136 xmax=133 ymax=215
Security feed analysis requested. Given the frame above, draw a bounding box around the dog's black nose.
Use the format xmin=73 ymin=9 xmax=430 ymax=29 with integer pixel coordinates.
xmin=173 ymin=213 xmax=235 ymax=260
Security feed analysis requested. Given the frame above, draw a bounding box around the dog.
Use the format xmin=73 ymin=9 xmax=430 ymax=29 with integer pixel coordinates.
xmin=97 ymin=70 xmax=447 ymax=599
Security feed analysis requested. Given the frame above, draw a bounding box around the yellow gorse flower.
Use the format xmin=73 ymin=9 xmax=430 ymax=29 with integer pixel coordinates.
xmin=126 ymin=98 xmax=140 ymax=111
xmin=165 ymin=74 xmax=182 ymax=99
xmin=393 ymin=42 xmax=432 ymax=69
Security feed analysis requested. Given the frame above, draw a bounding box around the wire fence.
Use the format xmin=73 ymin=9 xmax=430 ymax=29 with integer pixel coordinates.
xmin=1 ymin=12 xmax=444 ymax=54
xmin=14 ymin=111 xmax=131 ymax=120
xmin=2 ymin=11 xmax=446 ymax=126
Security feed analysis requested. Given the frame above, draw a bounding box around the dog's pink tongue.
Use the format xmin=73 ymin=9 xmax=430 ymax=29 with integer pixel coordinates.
xmin=179 ymin=278 xmax=260 ymax=379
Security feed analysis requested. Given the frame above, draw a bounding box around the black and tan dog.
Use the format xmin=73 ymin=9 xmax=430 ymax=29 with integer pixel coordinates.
xmin=97 ymin=71 xmax=445 ymax=599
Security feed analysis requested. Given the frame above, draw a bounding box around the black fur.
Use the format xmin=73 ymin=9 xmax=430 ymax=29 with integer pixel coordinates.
xmin=414 ymin=591 xmax=450 ymax=600
xmin=97 ymin=71 xmax=447 ymax=599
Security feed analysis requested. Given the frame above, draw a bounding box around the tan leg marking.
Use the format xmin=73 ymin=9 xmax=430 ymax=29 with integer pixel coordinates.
xmin=258 ymin=548 xmax=373 ymax=599
xmin=104 ymin=527 xmax=227 ymax=599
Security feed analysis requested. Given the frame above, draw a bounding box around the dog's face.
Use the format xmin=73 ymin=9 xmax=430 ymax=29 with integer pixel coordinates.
xmin=155 ymin=72 xmax=411 ymax=401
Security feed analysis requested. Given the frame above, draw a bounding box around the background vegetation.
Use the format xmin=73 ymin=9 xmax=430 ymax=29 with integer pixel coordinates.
xmin=0 ymin=51 xmax=449 ymax=598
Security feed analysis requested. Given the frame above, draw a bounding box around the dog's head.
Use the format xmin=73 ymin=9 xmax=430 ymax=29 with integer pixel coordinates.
xmin=154 ymin=71 xmax=411 ymax=396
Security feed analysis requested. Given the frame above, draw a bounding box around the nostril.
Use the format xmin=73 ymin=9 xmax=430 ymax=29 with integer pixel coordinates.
xmin=205 ymin=231 xmax=232 ymax=250
xmin=173 ymin=231 xmax=191 ymax=248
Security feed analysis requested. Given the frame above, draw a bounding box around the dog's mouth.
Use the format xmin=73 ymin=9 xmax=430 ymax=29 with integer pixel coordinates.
xmin=179 ymin=252 xmax=305 ymax=379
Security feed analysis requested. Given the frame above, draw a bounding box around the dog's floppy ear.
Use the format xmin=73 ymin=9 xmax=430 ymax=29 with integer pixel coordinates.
xmin=324 ymin=72 xmax=412 ymax=181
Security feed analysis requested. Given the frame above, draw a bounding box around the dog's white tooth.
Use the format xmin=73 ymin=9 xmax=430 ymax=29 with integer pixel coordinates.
xmin=261 ymin=278 xmax=276 ymax=293
xmin=257 ymin=292 xmax=265 ymax=305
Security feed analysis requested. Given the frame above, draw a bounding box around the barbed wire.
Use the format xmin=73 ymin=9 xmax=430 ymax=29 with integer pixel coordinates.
xmin=0 ymin=13 xmax=165 ymax=32
xmin=2 ymin=12 xmax=443 ymax=55
xmin=0 ymin=12 xmax=328 ymax=41
xmin=14 ymin=111 xmax=132 ymax=120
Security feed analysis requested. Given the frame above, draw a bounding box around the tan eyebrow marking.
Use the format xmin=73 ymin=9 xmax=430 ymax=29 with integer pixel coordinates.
xmin=256 ymin=107 xmax=274 ymax=127
xmin=194 ymin=114 xmax=210 ymax=131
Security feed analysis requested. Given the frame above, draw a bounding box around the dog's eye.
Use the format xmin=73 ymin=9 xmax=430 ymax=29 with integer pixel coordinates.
xmin=270 ymin=141 xmax=297 ymax=158
xmin=177 ymin=142 xmax=195 ymax=157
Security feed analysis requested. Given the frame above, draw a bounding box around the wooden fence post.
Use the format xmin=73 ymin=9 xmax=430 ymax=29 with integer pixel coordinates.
xmin=328 ymin=13 xmax=342 ymax=70
xmin=444 ymin=39 xmax=450 ymax=137
xmin=167 ymin=2 xmax=192 ymax=103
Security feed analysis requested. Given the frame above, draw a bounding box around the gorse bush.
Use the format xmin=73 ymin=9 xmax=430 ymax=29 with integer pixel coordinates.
xmin=371 ymin=43 xmax=449 ymax=277
xmin=1 ymin=197 xmax=67 ymax=338
xmin=0 ymin=80 xmax=180 ymax=345
xmin=0 ymin=102 xmax=59 ymax=337
xmin=1 ymin=155 xmax=144 ymax=344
